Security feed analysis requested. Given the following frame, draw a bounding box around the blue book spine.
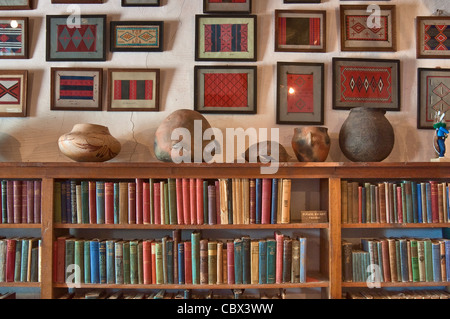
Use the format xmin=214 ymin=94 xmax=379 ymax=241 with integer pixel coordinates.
xmin=234 ymin=239 xmax=243 ymax=284
xmin=106 ymin=240 xmax=115 ymax=284
xmin=426 ymin=183 xmax=432 ymax=223
xmin=417 ymin=184 xmax=423 ymax=223
xmin=166 ymin=240 xmax=174 ymax=284
xmin=445 ymin=239 xmax=450 ymax=282
xmin=113 ymin=182 xmax=120 ymax=224
xmin=258 ymin=240 xmax=267 ymax=284
xmin=96 ymin=181 xmax=105 ymax=224
xmin=299 ymin=237 xmax=307 ymax=283
xmin=411 ymin=182 xmax=418 ymax=223
xmin=270 ymin=179 xmax=278 ymax=224
xmin=399 ymin=239 xmax=408 ymax=282
xmin=361 ymin=187 xmax=366 ymax=224
xmin=99 ymin=240 xmax=106 ymax=284
xmin=432 ymin=242 xmax=441 ymax=282
xmin=266 ymin=239 xmax=276 ymax=284
xmin=191 ymin=232 xmax=200 ymax=285
xmin=89 ymin=240 xmax=100 ymax=284
xmin=255 ymin=179 xmax=262 ymax=224
xmin=178 ymin=243 xmax=185 ymax=284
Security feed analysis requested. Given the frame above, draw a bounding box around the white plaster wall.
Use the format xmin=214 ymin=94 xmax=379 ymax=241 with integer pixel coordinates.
xmin=0 ymin=0 xmax=449 ymax=163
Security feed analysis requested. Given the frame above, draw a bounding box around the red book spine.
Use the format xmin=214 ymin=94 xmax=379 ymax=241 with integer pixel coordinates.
xmin=5 ymin=239 xmax=16 ymax=282
xmin=143 ymin=240 xmax=152 ymax=284
xmin=358 ymin=186 xmax=362 ymax=223
xmin=135 ymin=178 xmax=143 ymax=224
xmin=7 ymin=180 xmax=13 ymax=223
xmin=275 ymin=231 xmax=284 ymax=284
xmin=21 ymin=182 xmax=27 ymax=224
xmin=261 ymin=179 xmax=272 ymax=224
xmin=151 ymin=241 xmax=157 ymax=284
xmin=104 ymin=182 xmax=114 ymax=224
xmin=182 ymin=179 xmax=190 ymax=225
xmin=53 ymin=240 xmax=58 ymax=283
xmin=381 ymin=239 xmax=391 ymax=282
xmin=176 ymin=178 xmax=184 ymax=225
xmin=215 ymin=181 xmax=220 ymax=225
xmin=196 ymin=178 xmax=204 ymax=225
xmin=88 ymin=181 xmax=97 ymax=224
xmin=33 ymin=181 xmax=41 ymax=224
xmin=13 ymin=180 xmax=21 ymax=224
xmin=154 ymin=183 xmax=161 ymax=225
xmin=128 ymin=182 xmax=136 ymax=224
xmin=190 ymin=178 xmax=197 ymax=225
xmin=430 ymin=181 xmax=439 ymax=223
xmin=227 ymin=241 xmax=235 ymax=284
xmin=396 ymin=186 xmax=403 ymax=223
xmin=143 ymin=182 xmax=150 ymax=224
xmin=249 ymin=179 xmax=256 ymax=224
xmin=184 ymin=241 xmax=192 ymax=284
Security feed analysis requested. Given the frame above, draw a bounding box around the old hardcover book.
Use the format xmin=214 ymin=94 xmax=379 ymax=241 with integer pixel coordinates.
xmin=275 ymin=231 xmax=284 ymax=284
xmin=242 ymin=179 xmax=250 ymax=225
xmin=266 ymin=238 xmax=276 ymax=284
xmin=168 ymin=178 xmax=177 ymax=225
xmin=199 ymin=239 xmax=208 ymax=285
xmin=184 ymin=240 xmax=192 ymax=284
xmin=177 ymin=242 xmax=185 ymax=284
xmin=154 ymin=241 xmax=163 ymax=284
xmin=215 ymin=181 xmax=221 ymax=224
xmin=429 ymin=181 xmax=439 ymax=223
xmin=281 ymin=179 xmax=291 ymax=224
xmin=261 ymin=179 xmax=272 ymax=224
xmin=233 ymin=238 xmax=243 ymax=284
xmin=148 ymin=179 xmax=155 ymax=224
xmin=153 ymin=182 xmax=161 ymax=224
xmin=83 ymin=240 xmax=90 ymax=284
xmin=227 ymin=240 xmax=235 ymax=284
xmin=143 ymin=239 xmax=152 ymax=284
xmin=128 ymin=183 xmax=136 ymax=224
xmin=438 ymin=183 xmax=444 ymax=223
xmin=282 ymin=237 xmax=292 ymax=283
xmin=88 ymin=181 xmax=96 ymax=224
xmin=64 ymin=238 xmax=75 ymax=283
xmin=26 ymin=181 xmax=34 ymax=224
xmin=176 ymin=178 xmax=183 ymax=225
xmin=270 ymin=178 xmax=278 ymax=224
xmin=208 ymin=184 xmax=217 ymax=225
xmin=342 ymin=241 xmax=353 ymax=282
xmin=259 ymin=239 xmax=267 ymax=284
xmin=99 ymin=240 xmax=107 ymax=284
xmin=249 ymin=179 xmax=256 ymax=224
xmin=96 ymin=181 xmax=105 ymax=224
xmin=291 ymin=238 xmax=300 ymax=283
xmin=173 ymin=230 xmax=180 ymax=284
xmin=182 ymin=178 xmax=191 ymax=225
xmin=104 ymin=182 xmax=114 ymax=224
xmin=255 ymin=178 xmax=262 ymax=224
xmin=129 ymin=240 xmax=139 ymax=284
xmin=191 ymin=231 xmax=200 ymax=284
xmin=163 ymin=182 xmax=169 ymax=225
xmin=118 ymin=182 xmax=128 ymax=225
xmin=441 ymin=240 xmax=448 ymax=282
xmin=166 ymin=238 xmax=174 ymax=284
xmin=417 ymin=239 xmax=426 ymax=282
xmin=299 ymin=237 xmax=307 ymax=283
xmin=378 ymin=183 xmax=386 ymax=223
xmin=341 ymin=180 xmax=348 ymax=223
xmin=203 ymin=180 xmax=208 ymax=224
xmin=242 ymin=236 xmax=251 ymax=284
xmin=227 ymin=178 xmax=233 ymax=224
xmin=219 ymin=179 xmax=229 ymax=225
xmin=143 ymin=181 xmax=150 ymax=224
xmin=190 ymin=178 xmax=197 ymax=225
xmin=135 ymin=179 xmax=143 ymax=224
xmin=250 ymin=240 xmax=259 ymax=284
xmin=123 ymin=241 xmax=130 ymax=284
xmin=216 ymin=241 xmax=223 ymax=284
xmin=196 ymin=179 xmax=204 ymax=225
xmin=208 ymin=241 xmax=217 ymax=285
xmin=13 ymin=181 xmax=22 ymax=224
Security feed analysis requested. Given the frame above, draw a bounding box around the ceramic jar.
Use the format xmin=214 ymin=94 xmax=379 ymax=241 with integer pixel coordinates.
xmin=339 ymin=107 xmax=394 ymax=162
xmin=291 ymin=126 xmax=330 ymax=162
xmin=58 ymin=124 xmax=121 ymax=162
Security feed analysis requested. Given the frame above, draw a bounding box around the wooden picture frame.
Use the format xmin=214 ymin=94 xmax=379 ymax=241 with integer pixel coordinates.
xmin=0 ymin=17 xmax=28 ymax=59
xmin=275 ymin=10 xmax=326 ymax=53
xmin=417 ymin=16 xmax=450 ymax=59
xmin=110 ymin=21 xmax=163 ymax=52
xmin=0 ymin=70 xmax=27 ymax=117
xmin=121 ymin=0 xmax=160 ymax=6
xmin=50 ymin=67 xmax=103 ymax=111
xmin=46 ymin=15 xmax=106 ymax=62
xmin=276 ymin=62 xmax=324 ymax=125
xmin=417 ymin=68 xmax=450 ymax=129
xmin=340 ymin=5 xmax=396 ymax=52
xmin=332 ymin=57 xmax=400 ymax=111
xmin=195 ymin=14 xmax=257 ymax=62
xmin=203 ymin=0 xmax=251 ymax=14
xmin=107 ymin=69 xmax=160 ymax=112
xmin=0 ymin=0 xmax=31 ymax=10
xmin=51 ymin=0 xmax=103 ymax=3
xmin=194 ymin=65 xmax=257 ymax=114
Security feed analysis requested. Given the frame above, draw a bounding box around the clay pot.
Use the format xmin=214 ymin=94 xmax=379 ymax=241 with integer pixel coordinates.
xmin=244 ymin=141 xmax=291 ymax=163
xmin=339 ymin=107 xmax=394 ymax=162
xmin=154 ymin=109 xmax=212 ymax=162
xmin=58 ymin=124 xmax=121 ymax=162
xmin=291 ymin=126 xmax=330 ymax=162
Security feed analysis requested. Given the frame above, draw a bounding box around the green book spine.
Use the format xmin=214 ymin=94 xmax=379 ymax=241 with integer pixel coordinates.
xmin=166 ymin=239 xmax=174 ymax=284
xmin=258 ymin=240 xmax=267 ymax=284
xmin=29 ymin=242 xmax=38 ymax=283
xmin=266 ymin=238 xmax=276 ymax=284
xmin=417 ymin=240 xmax=426 ymax=282
xmin=54 ymin=182 xmax=61 ymax=223
xmin=203 ymin=180 xmax=208 ymax=225
xmin=83 ymin=240 xmax=90 ymax=284
xmin=99 ymin=240 xmax=106 ymax=284
xmin=106 ymin=240 xmax=115 ymax=284
xmin=64 ymin=239 xmax=74 ymax=283
xmin=424 ymin=239 xmax=433 ymax=282
xmin=364 ymin=183 xmax=371 ymax=223
xmin=0 ymin=240 xmax=6 ymax=281
xmin=242 ymin=236 xmax=250 ymax=284
xmin=96 ymin=181 xmax=105 ymax=224
xmin=395 ymin=240 xmax=402 ymax=282
xmin=282 ymin=238 xmax=292 ymax=283
xmin=401 ymin=184 xmax=407 ymax=223
xmin=291 ymin=239 xmax=300 ymax=283
xmin=114 ymin=241 xmax=123 ymax=284
xmin=76 ymin=185 xmax=82 ymax=224
xmin=155 ymin=241 xmax=163 ymax=284
xmin=164 ymin=183 xmax=169 ymax=225
xmin=168 ymin=178 xmax=177 ymax=225
xmin=410 ymin=240 xmax=419 ymax=282
xmin=162 ymin=236 xmax=168 ymax=283
xmin=81 ymin=181 xmax=89 ymax=224
xmin=74 ymin=239 xmax=84 ymax=284
xmin=137 ymin=241 xmax=143 ymax=284
xmin=129 ymin=240 xmax=138 ymax=284
xmin=113 ymin=182 xmax=120 ymax=224
xmin=191 ymin=231 xmax=200 ymax=284
xmin=149 ymin=179 xmax=154 ymax=224
xmin=234 ymin=238 xmax=243 ymax=284
xmin=123 ymin=241 xmax=130 ymax=284
xmin=20 ymin=239 xmax=29 ymax=282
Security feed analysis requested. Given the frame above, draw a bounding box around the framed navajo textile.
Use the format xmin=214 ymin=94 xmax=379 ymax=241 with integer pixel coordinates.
xmin=122 ymin=0 xmax=160 ymax=6
xmin=0 ymin=0 xmax=31 ymax=10
xmin=283 ymin=0 xmax=321 ymax=3
xmin=110 ymin=21 xmax=163 ymax=52
xmin=195 ymin=15 xmax=257 ymax=62
xmin=332 ymin=58 xmax=400 ymax=111
xmin=417 ymin=16 xmax=450 ymax=59
xmin=276 ymin=62 xmax=324 ymax=125
xmin=50 ymin=68 xmax=103 ymax=111
xmin=275 ymin=10 xmax=326 ymax=53
xmin=46 ymin=15 xmax=106 ymax=61
xmin=340 ymin=5 xmax=396 ymax=52
xmin=0 ymin=70 xmax=27 ymax=117
xmin=107 ymin=69 xmax=160 ymax=112
xmin=0 ymin=17 xmax=28 ymax=59
xmin=51 ymin=0 xmax=103 ymax=3
xmin=417 ymin=68 xmax=450 ymax=129
xmin=194 ymin=65 xmax=256 ymax=114
xmin=203 ymin=0 xmax=251 ymax=14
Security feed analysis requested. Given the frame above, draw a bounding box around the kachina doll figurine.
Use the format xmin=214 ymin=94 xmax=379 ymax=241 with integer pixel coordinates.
xmin=433 ymin=111 xmax=449 ymax=158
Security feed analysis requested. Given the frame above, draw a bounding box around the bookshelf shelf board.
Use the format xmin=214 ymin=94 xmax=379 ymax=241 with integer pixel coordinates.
xmin=0 ymin=224 xmax=41 ymax=229
xmin=53 ymin=223 xmax=329 ymax=230
xmin=341 ymin=281 xmax=450 ymax=288
xmin=0 ymin=282 xmax=40 ymax=288
xmin=341 ymin=223 xmax=450 ymax=229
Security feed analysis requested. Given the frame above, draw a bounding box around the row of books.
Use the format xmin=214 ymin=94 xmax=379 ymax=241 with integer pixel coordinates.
xmin=342 ymin=237 xmax=450 ymax=283
xmin=54 ymin=178 xmax=292 ymax=225
xmin=0 ymin=237 xmax=41 ymax=283
xmin=341 ymin=180 xmax=450 ymax=224
xmin=0 ymin=180 xmax=42 ymax=224
xmin=345 ymin=290 xmax=450 ymax=299
xmin=54 ymin=231 xmax=307 ymax=286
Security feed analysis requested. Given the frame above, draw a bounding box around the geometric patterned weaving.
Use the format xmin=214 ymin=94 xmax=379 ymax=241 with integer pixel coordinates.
xmin=204 ymin=23 xmax=248 ymax=52
xmin=0 ymin=78 xmax=20 ymax=104
xmin=0 ymin=22 xmax=24 ymax=55
xmin=115 ymin=26 xmax=159 ymax=48
xmin=59 ymin=75 xmax=94 ymax=101
xmin=424 ymin=24 xmax=450 ymax=51
xmin=57 ymin=25 xmax=97 ymax=52
xmin=278 ymin=17 xmax=321 ymax=46
xmin=346 ymin=15 xmax=388 ymax=41
xmin=204 ymin=73 xmax=248 ymax=107
xmin=287 ymin=73 xmax=314 ymax=113
xmin=114 ymin=80 xmax=153 ymax=100
xmin=426 ymin=75 xmax=450 ymax=122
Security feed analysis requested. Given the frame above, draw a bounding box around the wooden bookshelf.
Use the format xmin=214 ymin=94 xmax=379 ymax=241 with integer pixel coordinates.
xmin=0 ymin=162 xmax=449 ymax=299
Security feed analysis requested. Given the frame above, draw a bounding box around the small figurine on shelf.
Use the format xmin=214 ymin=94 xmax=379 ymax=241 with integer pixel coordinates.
xmin=433 ymin=111 xmax=449 ymax=158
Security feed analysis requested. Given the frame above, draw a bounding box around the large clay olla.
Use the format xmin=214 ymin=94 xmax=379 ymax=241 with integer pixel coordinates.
xmin=154 ymin=109 xmax=212 ymax=162
xmin=244 ymin=141 xmax=291 ymax=163
xmin=58 ymin=124 xmax=121 ymax=162
xmin=291 ymin=127 xmax=330 ymax=162
xmin=339 ymin=107 xmax=394 ymax=162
